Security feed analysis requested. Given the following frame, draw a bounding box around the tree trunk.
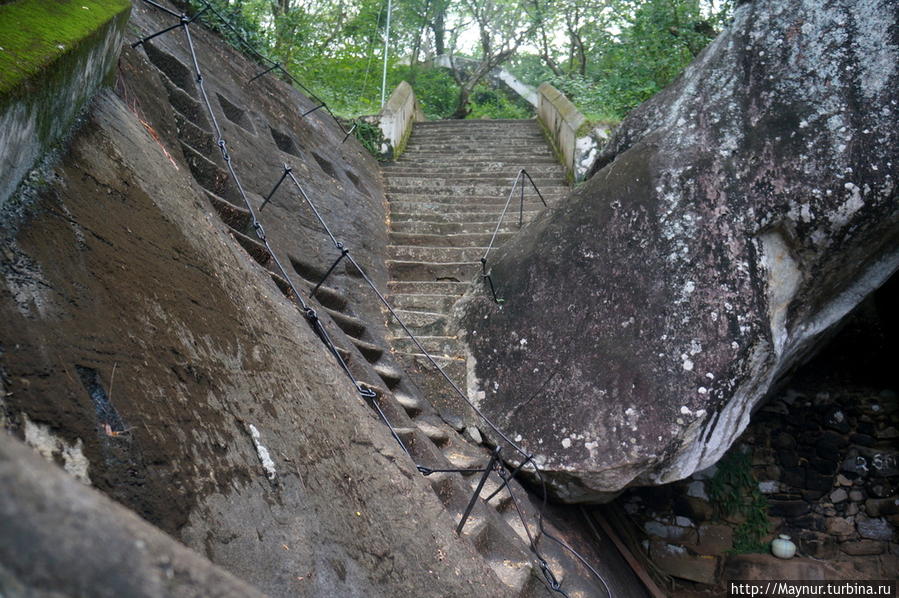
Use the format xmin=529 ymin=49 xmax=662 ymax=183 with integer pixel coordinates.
xmin=432 ymin=10 xmax=445 ymax=55
xmin=452 ymin=84 xmax=472 ymax=119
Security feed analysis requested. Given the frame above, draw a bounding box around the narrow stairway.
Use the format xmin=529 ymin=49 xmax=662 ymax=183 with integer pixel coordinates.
xmin=383 ymin=119 xmax=569 ymax=411
xmin=138 ymin=36 xmax=613 ymax=593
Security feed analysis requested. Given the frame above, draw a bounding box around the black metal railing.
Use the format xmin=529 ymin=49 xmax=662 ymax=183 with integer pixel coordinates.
xmin=132 ymin=4 xmax=609 ymax=596
xmin=480 ymin=168 xmax=547 ymax=303
xmin=133 ymin=0 xmax=357 ymax=142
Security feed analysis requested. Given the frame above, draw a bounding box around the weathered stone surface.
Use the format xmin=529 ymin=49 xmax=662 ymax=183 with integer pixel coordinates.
xmin=0 ymin=22 xmax=512 ymax=597
xmin=866 ymin=497 xmax=899 ymax=518
xmin=840 ymin=540 xmax=885 ymax=557
xmin=856 ymin=516 xmax=895 ymax=541
xmin=695 ymin=524 xmax=733 ymax=556
xmin=824 ymin=516 xmax=854 ymax=538
xmin=649 ymin=542 xmax=718 ymax=585
xmin=455 ymin=0 xmax=899 ymax=501
xmin=0 ymin=433 xmax=267 ymax=597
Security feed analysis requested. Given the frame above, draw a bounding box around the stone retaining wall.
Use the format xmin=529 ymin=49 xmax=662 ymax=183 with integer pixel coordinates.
xmin=622 ymin=378 xmax=898 ymax=588
xmin=0 ymin=0 xmax=131 ymax=209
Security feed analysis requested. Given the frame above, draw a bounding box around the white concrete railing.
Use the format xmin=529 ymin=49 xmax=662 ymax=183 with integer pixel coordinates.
xmin=536 ymin=82 xmax=611 ymax=182
xmin=374 ymin=81 xmax=424 ymax=159
xmin=433 ymin=55 xmax=538 ymax=107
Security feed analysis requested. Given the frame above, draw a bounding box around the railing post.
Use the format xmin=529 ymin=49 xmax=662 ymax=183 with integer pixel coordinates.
xmin=457 ymin=446 xmax=501 ymax=534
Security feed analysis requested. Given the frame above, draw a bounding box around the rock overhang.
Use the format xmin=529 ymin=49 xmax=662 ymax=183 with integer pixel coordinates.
xmin=454 ymin=0 xmax=899 ymax=502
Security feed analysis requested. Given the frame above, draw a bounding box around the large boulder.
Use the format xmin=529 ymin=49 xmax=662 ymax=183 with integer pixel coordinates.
xmin=455 ymin=0 xmax=899 ymax=502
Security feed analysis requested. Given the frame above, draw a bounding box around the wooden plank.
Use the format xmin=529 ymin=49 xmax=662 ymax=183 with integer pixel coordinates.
xmin=580 ymin=506 xmax=669 ymax=598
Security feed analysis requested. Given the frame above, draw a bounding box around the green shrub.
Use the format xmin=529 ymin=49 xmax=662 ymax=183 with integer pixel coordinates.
xmin=707 ymin=450 xmax=771 ymax=553
xmin=466 ymin=83 xmax=532 ymax=120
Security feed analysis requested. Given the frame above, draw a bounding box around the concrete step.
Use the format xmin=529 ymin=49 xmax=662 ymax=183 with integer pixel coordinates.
xmin=382 ymin=165 xmax=565 ymax=177
xmin=400 ymin=155 xmax=556 ymax=164
xmin=405 ymin=140 xmax=550 ymax=151
xmin=386 ymin=310 xmax=448 ymax=336
xmin=179 ymin=141 xmax=238 ymax=202
xmin=384 ymin=168 xmax=564 ymax=179
xmin=412 ymin=120 xmax=539 ymax=130
xmin=394 ymin=159 xmax=561 ymax=170
xmin=404 ymin=142 xmax=554 ymax=152
xmin=388 ymin=202 xmax=547 ymax=217
xmin=384 ymin=177 xmax=566 ymax=189
xmin=389 ymin=231 xmax=515 ymax=247
xmin=386 ymin=184 xmax=565 ymax=197
xmin=203 ymin=190 xmax=251 ymax=232
xmin=390 ymin=293 xmax=460 ymax=313
xmin=389 ymin=335 xmax=462 ymax=357
xmin=393 ymin=352 xmax=466 ymax=388
xmin=387 ymin=280 xmax=470 ymax=296
xmin=230 ymin=229 xmax=270 ymax=267
xmin=386 ymin=193 xmax=558 ymax=206
xmin=390 ymin=220 xmax=525 ymax=235
xmin=388 ymin=245 xmax=488 ymax=263
xmin=389 ymin=211 xmax=539 ymax=225
xmin=387 ymin=260 xmax=480 ymax=283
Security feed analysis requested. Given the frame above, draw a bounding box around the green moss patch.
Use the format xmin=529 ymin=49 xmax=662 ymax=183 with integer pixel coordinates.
xmin=0 ymin=0 xmax=131 ymax=97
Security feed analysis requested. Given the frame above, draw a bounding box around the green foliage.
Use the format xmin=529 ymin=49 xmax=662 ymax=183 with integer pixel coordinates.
xmin=512 ymin=0 xmax=732 ymax=121
xmin=181 ymin=0 xmax=731 ymax=123
xmin=393 ymin=66 xmax=458 ymax=119
xmin=707 ymin=450 xmax=771 ymax=554
xmin=186 ymin=0 xmax=269 ymax=59
xmin=351 ymin=119 xmax=386 ymax=156
xmin=466 ymin=84 xmax=532 ymax=120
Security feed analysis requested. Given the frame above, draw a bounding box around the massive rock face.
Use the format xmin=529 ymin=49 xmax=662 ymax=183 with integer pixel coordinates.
xmin=455 ymin=0 xmax=899 ymax=502
xmin=0 ymin=3 xmax=511 ymax=595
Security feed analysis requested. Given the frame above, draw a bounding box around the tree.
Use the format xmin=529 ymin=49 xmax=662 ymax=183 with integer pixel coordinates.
xmin=446 ymin=0 xmax=535 ymax=118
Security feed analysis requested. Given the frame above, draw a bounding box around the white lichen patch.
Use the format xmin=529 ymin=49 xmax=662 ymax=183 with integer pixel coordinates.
xmin=23 ymin=414 xmax=90 ymax=484
xmin=247 ymin=424 xmax=277 ymax=480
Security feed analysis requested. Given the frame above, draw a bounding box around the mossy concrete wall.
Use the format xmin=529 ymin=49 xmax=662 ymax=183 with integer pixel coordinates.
xmin=0 ymin=0 xmax=131 ymax=208
xmin=377 ymin=81 xmax=424 ymax=159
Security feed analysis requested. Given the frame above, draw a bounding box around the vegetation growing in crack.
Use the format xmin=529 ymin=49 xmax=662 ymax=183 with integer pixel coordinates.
xmin=707 ymin=450 xmax=771 ymax=553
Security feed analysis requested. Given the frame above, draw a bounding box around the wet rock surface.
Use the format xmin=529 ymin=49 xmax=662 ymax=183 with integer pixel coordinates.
xmin=455 ymin=0 xmax=899 ymax=501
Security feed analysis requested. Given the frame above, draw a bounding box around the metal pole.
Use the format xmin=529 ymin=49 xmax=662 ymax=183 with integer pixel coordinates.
xmin=380 ymin=0 xmax=392 ymax=107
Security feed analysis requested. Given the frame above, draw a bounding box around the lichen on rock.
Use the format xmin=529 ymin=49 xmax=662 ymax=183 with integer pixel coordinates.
xmin=455 ymin=0 xmax=899 ymax=502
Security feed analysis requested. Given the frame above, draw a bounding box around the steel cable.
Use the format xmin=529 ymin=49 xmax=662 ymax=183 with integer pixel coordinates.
xmin=133 ymin=4 xmax=610 ymax=595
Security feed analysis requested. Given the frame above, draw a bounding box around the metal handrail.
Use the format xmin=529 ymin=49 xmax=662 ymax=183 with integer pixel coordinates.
xmin=480 ymin=168 xmax=548 ymax=303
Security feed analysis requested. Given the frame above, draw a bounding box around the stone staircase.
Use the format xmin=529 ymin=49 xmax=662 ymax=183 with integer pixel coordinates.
xmin=383 ymin=120 xmax=569 ymax=411
xmin=138 ymin=36 xmax=611 ymax=596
